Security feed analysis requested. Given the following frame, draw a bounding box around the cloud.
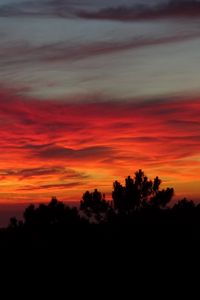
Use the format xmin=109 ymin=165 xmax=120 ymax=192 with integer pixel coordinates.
xmin=0 ymin=88 xmax=200 ymax=200
xmin=77 ymin=1 xmax=200 ymax=22
xmin=33 ymin=145 xmax=115 ymax=161
xmin=1 ymin=31 xmax=198 ymax=70
xmin=0 ymin=0 xmax=77 ymax=18
xmin=0 ymin=166 xmax=88 ymax=180
xmin=2 ymin=0 xmax=200 ymax=22
xmin=18 ymin=182 xmax=83 ymax=191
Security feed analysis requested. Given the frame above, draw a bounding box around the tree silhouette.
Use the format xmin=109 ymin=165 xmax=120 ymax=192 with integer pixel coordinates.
xmin=173 ymin=198 xmax=195 ymax=211
xmin=9 ymin=217 xmax=18 ymax=229
xmin=80 ymin=189 xmax=110 ymax=222
xmin=23 ymin=204 xmax=36 ymax=226
xmin=2 ymin=168 xmax=200 ymax=250
xmin=112 ymin=169 xmax=173 ymax=211
xmin=150 ymin=188 xmax=174 ymax=208
xmin=22 ymin=197 xmax=80 ymax=229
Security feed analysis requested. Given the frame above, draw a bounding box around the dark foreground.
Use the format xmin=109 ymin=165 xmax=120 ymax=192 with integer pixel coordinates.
xmin=1 ymin=198 xmax=200 ymax=252
xmin=0 ymin=170 xmax=200 ymax=254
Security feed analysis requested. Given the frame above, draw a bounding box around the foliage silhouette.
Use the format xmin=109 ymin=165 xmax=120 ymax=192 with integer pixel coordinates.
xmin=0 ymin=169 xmax=199 ymax=249
xmin=112 ymin=169 xmax=173 ymax=211
xmin=80 ymin=189 xmax=111 ymax=222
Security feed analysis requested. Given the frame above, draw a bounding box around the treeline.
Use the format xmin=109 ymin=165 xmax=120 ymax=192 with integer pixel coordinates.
xmin=0 ymin=169 xmax=200 ymax=248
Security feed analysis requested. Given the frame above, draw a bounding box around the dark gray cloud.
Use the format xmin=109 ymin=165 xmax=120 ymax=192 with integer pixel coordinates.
xmin=34 ymin=144 xmax=115 ymax=160
xmin=18 ymin=182 xmax=82 ymax=191
xmin=0 ymin=166 xmax=88 ymax=180
xmin=0 ymin=0 xmax=77 ymax=18
xmin=77 ymin=1 xmax=200 ymax=22
xmin=1 ymin=0 xmax=200 ymax=21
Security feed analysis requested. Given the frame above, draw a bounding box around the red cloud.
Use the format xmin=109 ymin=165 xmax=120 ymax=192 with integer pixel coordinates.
xmin=0 ymin=88 xmax=200 ymax=203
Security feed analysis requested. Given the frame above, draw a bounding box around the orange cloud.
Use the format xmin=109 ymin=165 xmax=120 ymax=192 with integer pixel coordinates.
xmin=0 ymin=88 xmax=200 ymax=203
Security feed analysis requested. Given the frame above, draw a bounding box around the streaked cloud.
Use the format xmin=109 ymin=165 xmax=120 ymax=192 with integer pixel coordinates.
xmin=78 ymin=1 xmax=200 ymax=22
xmin=1 ymin=32 xmax=199 ymax=69
xmin=0 ymin=88 xmax=200 ymax=201
xmin=0 ymin=166 xmax=88 ymax=180
xmin=2 ymin=1 xmax=200 ymax=21
xmin=18 ymin=182 xmax=83 ymax=191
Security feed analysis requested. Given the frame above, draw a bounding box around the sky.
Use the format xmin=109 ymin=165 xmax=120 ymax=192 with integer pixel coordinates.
xmin=0 ymin=0 xmax=200 ymax=207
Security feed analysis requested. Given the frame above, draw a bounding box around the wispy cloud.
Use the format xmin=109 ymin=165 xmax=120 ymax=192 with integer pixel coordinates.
xmin=0 ymin=0 xmax=78 ymax=18
xmin=0 ymin=89 xmax=200 ymax=200
xmin=0 ymin=166 xmax=88 ymax=181
xmin=77 ymin=1 xmax=200 ymax=22
xmin=2 ymin=0 xmax=200 ymax=21
xmin=32 ymin=145 xmax=115 ymax=161
xmin=18 ymin=182 xmax=83 ymax=191
xmin=0 ymin=31 xmax=199 ymax=71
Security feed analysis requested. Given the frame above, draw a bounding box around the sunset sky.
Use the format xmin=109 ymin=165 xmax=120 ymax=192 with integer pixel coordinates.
xmin=0 ymin=0 xmax=200 ymax=205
